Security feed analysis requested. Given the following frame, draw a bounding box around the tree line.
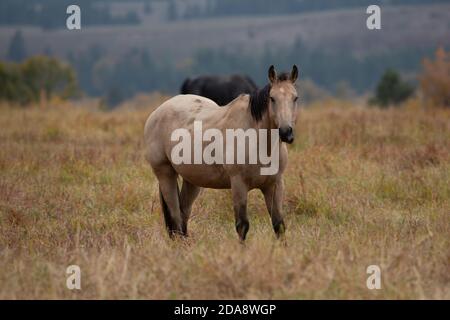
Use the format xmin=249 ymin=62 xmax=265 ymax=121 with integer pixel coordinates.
xmin=60 ymin=37 xmax=438 ymax=105
xmin=2 ymin=33 xmax=449 ymax=109
xmin=177 ymin=0 xmax=448 ymax=20
xmin=0 ymin=0 xmax=140 ymax=29
xmin=2 ymin=0 xmax=447 ymax=26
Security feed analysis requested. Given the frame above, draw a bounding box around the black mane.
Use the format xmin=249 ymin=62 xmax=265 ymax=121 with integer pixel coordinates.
xmin=249 ymin=84 xmax=271 ymax=121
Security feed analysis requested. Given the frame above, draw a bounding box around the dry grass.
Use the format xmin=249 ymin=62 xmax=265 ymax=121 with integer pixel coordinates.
xmin=0 ymin=99 xmax=449 ymax=299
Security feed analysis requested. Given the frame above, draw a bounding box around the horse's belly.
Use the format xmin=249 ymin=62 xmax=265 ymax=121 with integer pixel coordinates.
xmin=173 ymin=164 xmax=231 ymax=189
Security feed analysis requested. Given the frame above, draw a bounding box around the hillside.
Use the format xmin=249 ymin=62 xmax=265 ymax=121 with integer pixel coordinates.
xmin=0 ymin=4 xmax=449 ymax=62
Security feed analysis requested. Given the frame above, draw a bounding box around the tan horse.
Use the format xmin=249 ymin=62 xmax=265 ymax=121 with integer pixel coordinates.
xmin=144 ymin=65 xmax=299 ymax=241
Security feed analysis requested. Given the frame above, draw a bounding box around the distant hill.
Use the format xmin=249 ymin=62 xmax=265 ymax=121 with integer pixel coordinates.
xmin=1 ymin=4 xmax=448 ymax=61
xmin=0 ymin=3 xmax=449 ymax=98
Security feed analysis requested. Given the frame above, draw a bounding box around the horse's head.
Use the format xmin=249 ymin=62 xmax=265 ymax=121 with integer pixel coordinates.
xmin=267 ymin=65 xmax=299 ymax=144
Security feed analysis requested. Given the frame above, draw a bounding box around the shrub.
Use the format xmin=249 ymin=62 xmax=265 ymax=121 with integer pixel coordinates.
xmin=420 ymin=47 xmax=450 ymax=108
xmin=369 ymin=69 xmax=414 ymax=107
xmin=0 ymin=56 xmax=78 ymax=105
xmin=0 ymin=62 xmax=33 ymax=104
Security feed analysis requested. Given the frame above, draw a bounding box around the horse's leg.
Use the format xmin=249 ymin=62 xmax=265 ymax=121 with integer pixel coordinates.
xmin=231 ymin=176 xmax=249 ymax=242
xmin=154 ymin=165 xmax=184 ymax=238
xmin=262 ymin=179 xmax=286 ymax=239
xmin=179 ymin=179 xmax=201 ymax=235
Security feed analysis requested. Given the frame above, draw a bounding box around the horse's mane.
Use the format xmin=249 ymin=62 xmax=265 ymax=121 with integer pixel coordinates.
xmin=249 ymin=84 xmax=271 ymax=122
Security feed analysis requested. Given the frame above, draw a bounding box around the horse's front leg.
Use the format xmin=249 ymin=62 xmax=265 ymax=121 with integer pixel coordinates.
xmin=230 ymin=176 xmax=249 ymax=242
xmin=262 ymin=178 xmax=286 ymax=239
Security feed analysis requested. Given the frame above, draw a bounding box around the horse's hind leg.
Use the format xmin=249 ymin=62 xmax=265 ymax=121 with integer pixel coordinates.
xmin=231 ymin=176 xmax=249 ymax=242
xmin=179 ymin=179 xmax=201 ymax=235
xmin=154 ymin=165 xmax=184 ymax=238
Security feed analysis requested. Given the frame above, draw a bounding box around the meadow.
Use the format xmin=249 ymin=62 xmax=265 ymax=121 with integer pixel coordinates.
xmin=0 ymin=98 xmax=449 ymax=299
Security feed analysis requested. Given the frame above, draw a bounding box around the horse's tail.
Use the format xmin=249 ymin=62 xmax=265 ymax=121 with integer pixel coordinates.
xmin=159 ymin=183 xmax=185 ymax=237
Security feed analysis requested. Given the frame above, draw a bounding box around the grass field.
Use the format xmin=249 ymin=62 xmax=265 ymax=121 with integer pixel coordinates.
xmin=0 ymin=99 xmax=449 ymax=299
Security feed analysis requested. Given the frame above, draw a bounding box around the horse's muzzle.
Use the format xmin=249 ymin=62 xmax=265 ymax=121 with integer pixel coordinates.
xmin=279 ymin=126 xmax=294 ymax=144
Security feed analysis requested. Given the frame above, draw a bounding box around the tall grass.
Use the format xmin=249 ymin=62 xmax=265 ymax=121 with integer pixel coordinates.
xmin=0 ymin=99 xmax=449 ymax=299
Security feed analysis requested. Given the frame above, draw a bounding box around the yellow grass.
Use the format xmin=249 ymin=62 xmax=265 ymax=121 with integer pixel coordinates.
xmin=0 ymin=99 xmax=449 ymax=299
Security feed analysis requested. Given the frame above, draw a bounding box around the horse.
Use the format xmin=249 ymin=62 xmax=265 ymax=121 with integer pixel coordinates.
xmin=180 ymin=74 xmax=258 ymax=106
xmin=144 ymin=65 xmax=299 ymax=241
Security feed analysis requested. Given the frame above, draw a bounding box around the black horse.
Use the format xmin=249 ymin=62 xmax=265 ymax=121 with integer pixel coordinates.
xmin=180 ymin=74 xmax=258 ymax=106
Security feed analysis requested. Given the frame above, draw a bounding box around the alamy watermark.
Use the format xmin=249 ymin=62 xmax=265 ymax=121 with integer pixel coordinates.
xmin=171 ymin=121 xmax=280 ymax=175
xmin=366 ymin=5 xmax=381 ymax=30
xmin=66 ymin=5 xmax=81 ymax=30
xmin=366 ymin=265 xmax=381 ymax=290
xmin=66 ymin=265 xmax=81 ymax=290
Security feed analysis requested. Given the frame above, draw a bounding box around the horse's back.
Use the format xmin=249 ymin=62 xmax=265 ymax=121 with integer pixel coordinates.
xmin=144 ymin=94 xmax=222 ymax=166
xmin=171 ymin=94 xmax=220 ymax=112
xmin=146 ymin=94 xmax=218 ymax=124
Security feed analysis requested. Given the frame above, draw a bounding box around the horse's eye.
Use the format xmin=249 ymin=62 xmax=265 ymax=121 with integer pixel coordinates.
xmin=270 ymin=97 xmax=275 ymax=103
xmin=294 ymin=96 xmax=298 ymax=102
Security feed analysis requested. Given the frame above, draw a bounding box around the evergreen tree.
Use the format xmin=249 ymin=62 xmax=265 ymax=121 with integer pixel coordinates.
xmin=7 ymin=30 xmax=27 ymax=62
xmin=144 ymin=1 xmax=152 ymax=14
xmin=370 ymin=69 xmax=415 ymax=107
xmin=167 ymin=0 xmax=177 ymax=21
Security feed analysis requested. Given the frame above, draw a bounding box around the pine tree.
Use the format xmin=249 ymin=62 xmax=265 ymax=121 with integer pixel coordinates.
xmin=167 ymin=0 xmax=177 ymax=21
xmin=370 ymin=69 xmax=414 ymax=107
xmin=7 ymin=30 xmax=27 ymax=62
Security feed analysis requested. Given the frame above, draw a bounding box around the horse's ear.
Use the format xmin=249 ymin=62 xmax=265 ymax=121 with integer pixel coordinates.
xmin=291 ymin=65 xmax=299 ymax=83
xmin=180 ymin=77 xmax=191 ymax=94
xmin=268 ymin=65 xmax=277 ymax=84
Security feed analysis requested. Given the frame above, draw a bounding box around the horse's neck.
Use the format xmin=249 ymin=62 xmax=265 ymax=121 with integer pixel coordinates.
xmin=220 ymin=96 xmax=252 ymax=128
xmin=222 ymin=96 xmax=274 ymax=131
xmin=221 ymin=98 xmax=281 ymax=156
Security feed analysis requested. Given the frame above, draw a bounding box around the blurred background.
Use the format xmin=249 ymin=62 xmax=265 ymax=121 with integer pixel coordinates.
xmin=1 ymin=1 xmax=450 ymax=300
xmin=0 ymin=0 xmax=449 ymax=108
